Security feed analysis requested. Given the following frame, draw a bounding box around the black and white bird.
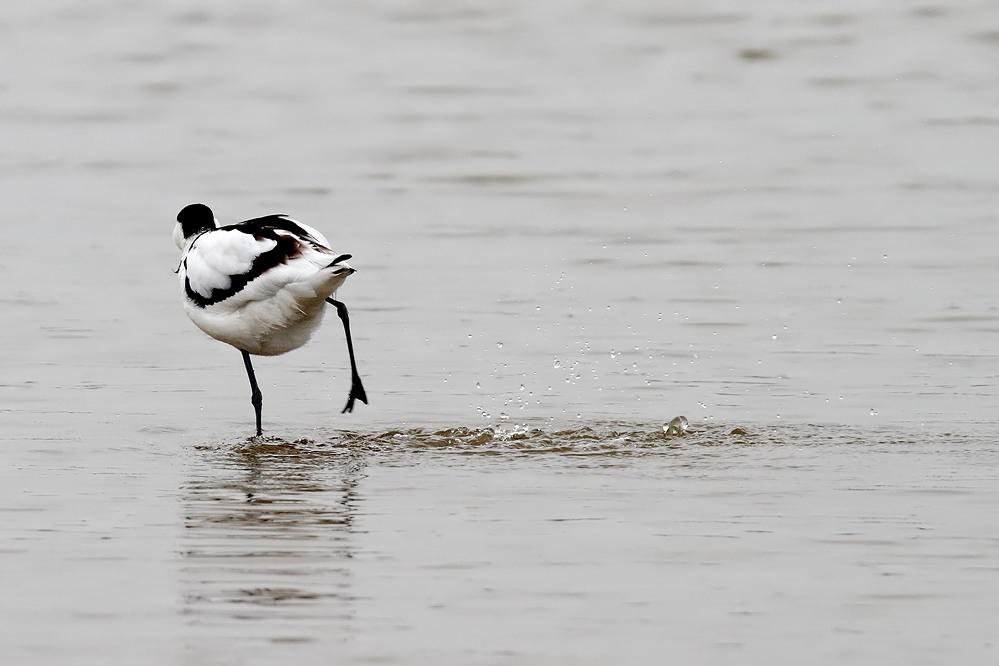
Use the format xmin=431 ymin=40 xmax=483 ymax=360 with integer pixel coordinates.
xmin=174 ymin=203 xmax=368 ymax=436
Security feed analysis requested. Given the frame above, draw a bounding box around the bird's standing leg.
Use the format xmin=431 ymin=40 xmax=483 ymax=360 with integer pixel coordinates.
xmin=240 ymin=350 xmax=263 ymax=436
xmin=326 ymin=297 xmax=368 ymax=413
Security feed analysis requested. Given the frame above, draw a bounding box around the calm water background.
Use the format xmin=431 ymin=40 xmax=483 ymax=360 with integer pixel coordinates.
xmin=2 ymin=1 xmax=999 ymax=663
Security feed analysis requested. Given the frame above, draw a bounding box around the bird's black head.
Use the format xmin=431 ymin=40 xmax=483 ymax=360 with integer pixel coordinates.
xmin=177 ymin=203 xmax=216 ymax=240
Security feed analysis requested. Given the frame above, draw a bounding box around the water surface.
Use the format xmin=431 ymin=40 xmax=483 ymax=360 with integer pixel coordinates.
xmin=2 ymin=1 xmax=999 ymax=663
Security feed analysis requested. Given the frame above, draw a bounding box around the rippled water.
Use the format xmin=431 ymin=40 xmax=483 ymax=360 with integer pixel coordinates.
xmin=3 ymin=0 xmax=999 ymax=663
xmin=178 ymin=425 xmax=999 ymax=664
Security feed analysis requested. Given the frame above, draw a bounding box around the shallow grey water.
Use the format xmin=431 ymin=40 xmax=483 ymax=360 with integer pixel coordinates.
xmin=2 ymin=1 xmax=999 ymax=663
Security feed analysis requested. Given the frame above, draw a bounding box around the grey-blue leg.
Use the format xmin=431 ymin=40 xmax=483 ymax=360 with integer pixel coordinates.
xmin=241 ymin=349 xmax=263 ymax=436
xmin=326 ymin=297 xmax=368 ymax=413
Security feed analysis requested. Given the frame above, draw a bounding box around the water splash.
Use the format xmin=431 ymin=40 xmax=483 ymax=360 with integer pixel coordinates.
xmin=207 ymin=423 xmax=789 ymax=459
xmin=199 ymin=422 xmax=966 ymax=460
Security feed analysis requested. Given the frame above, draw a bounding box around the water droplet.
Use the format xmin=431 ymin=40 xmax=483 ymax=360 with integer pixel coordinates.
xmin=519 ymin=384 xmax=525 ymax=391
xmin=475 ymin=382 xmax=481 ymax=389
xmin=664 ymin=415 xmax=688 ymax=436
xmin=499 ymin=412 xmax=509 ymax=420
xmin=772 ymin=334 xmax=778 ymax=340
xmin=553 ymin=357 xmax=561 ymax=369
xmin=869 ymin=408 xmax=878 ymax=416
xmin=496 ymin=342 xmax=503 ymax=349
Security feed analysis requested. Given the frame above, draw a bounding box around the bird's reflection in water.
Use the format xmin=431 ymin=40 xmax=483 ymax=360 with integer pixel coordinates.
xmin=180 ymin=436 xmax=364 ymax=650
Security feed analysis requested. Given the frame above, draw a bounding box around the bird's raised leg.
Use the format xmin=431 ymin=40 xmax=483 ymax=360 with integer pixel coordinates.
xmin=326 ymin=297 xmax=368 ymax=413
xmin=240 ymin=350 xmax=263 ymax=436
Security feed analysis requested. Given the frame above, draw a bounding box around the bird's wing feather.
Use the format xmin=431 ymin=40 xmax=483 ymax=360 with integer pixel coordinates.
xmin=184 ymin=229 xmax=296 ymax=307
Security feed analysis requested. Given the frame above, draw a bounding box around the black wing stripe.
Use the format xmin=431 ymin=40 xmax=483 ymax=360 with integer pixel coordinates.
xmin=223 ymin=215 xmax=325 ymax=248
